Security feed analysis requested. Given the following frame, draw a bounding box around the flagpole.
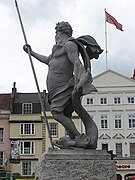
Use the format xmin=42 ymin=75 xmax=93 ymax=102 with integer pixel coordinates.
xmin=104 ymin=8 xmax=108 ymax=70
xmin=14 ymin=0 xmax=54 ymax=149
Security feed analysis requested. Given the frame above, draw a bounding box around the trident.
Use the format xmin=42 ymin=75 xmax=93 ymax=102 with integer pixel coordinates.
xmin=14 ymin=0 xmax=54 ymax=149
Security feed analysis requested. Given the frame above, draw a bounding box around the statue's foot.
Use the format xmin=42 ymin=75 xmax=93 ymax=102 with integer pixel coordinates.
xmin=75 ymin=133 xmax=91 ymax=148
xmin=52 ymin=140 xmax=65 ymax=149
xmin=52 ymin=137 xmax=75 ymax=149
xmin=52 ymin=134 xmax=92 ymax=149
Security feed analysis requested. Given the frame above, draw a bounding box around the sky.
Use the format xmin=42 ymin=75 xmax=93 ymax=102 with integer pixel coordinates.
xmin=0 ymin=0 xmax=135 ymax=93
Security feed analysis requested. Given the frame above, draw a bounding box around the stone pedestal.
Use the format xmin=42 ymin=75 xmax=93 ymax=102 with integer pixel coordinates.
xmin=35 ymin=148 xmax=116 ymax=180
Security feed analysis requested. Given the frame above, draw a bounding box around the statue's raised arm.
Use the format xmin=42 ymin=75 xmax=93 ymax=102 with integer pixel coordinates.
xmin=23 ymin=44 xmax=49 ymax=65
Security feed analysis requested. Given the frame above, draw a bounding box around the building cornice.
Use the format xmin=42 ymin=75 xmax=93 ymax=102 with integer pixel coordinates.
xmin=9 ymin=120 xmax=43 ymax=123
xmin=10 ymin=138 xmax=43 ymax=140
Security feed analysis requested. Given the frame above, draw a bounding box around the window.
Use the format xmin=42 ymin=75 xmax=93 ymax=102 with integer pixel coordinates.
xmin=128 ymin=114 xmax=135 ymax=128
xmin=128 ymin=97 xmax=135 ymax=104
xmin=130 ymin=143 xmax=135 ymax=157
xmin=102 ymin=144 xmax=108 ymax=150
xmin=21 ymin=123 xmax=35 ymax=135
xmin=101 ymin=115 xmax=108 ymax=128
xmin=49 ymin=123 xmax=58 ymax=137
xmin=86 ymin=98 xmax=93 ymax=105
xmin=22 ymin=161 xmax=31 ymax=176
xmin=114 ymin=97 xmax=121 ymax=104
xmin=0 ymin=128 xmax=4 ymax=142
xmin=116 ymin=143 xmax=122 ymax=157
xmin=115 ymin=115 xmax=122 ymax=129
xmin=20 ymin=141 xmax=35 ymax=155
xmin=100 ymin=98 xmax=107 ymax=105
xmin=0 ymin=152 xmax=4 ymax=165
xmin=22 ymin=103 xmax=32 ymax=114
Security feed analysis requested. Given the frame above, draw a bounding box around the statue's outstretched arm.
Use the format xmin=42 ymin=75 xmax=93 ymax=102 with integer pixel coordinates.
xmin=23 ymin=44 xmax=49 ymax=65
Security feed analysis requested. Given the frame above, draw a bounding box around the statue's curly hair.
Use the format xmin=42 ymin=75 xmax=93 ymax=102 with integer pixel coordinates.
xmin=55 ymin=21 xmax=73 ymax=37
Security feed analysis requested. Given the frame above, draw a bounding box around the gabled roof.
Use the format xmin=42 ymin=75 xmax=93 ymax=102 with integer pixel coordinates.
xmin=99 ymin=133 xmax=111 ymax=139
xmin=14 ymin=93 xmax=41 ymax=103
xmin=13 ymin=92 xmax=48 ymax=103
xmin=93 ymin=69 xmax=135 ymax=88
xmin=127 ymin=133 xmax=135 ymax=139
xmin=113 ymin=133 xmax=125 ymax=139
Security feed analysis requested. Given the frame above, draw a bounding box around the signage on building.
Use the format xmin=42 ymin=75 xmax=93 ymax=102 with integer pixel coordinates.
xmin=116 ymin=164 xmax=130 ymax=169
xmin=10 ymin=141 xmax=20 ymax=163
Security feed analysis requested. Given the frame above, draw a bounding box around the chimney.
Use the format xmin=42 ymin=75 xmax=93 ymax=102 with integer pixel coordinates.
xmin=10 ymin=82 xmax=17 ymax=113
xmin=11 ymin=82 xmax=17 ymax=98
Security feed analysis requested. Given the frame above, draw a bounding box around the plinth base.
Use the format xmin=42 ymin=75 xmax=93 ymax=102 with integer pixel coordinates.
xmin=35 ymin=148 xmax=116 ymax=180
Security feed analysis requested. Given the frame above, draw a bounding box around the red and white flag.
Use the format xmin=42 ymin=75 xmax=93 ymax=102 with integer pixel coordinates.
xmin=105 ymin=11 xmax=124 ymax=31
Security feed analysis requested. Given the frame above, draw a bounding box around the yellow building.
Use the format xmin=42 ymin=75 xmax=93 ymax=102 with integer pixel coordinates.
xmin=9 ymin=114 xmax=43 ymax=180
xmin=9 ymin=83 xmax=80 ymax=180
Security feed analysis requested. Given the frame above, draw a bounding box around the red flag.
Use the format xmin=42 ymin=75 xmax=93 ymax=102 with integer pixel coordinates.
xmin=105 ymin=11 xmax=124 ymax=31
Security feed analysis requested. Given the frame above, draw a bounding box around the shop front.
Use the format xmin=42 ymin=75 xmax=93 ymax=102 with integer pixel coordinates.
xmin=116 ymin=162 xmax=135 ymax=180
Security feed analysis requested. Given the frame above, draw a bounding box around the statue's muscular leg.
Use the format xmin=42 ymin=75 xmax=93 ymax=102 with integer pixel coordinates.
xmin=63 ymin=102 xmax=77 ymax=139
xmin=72 ymin=88 xmax=98 ymax=149
xmin=51 ymin=110 xmax=80 ymax=140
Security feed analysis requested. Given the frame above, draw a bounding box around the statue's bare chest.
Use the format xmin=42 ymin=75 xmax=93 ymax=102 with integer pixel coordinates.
xmin=49 ymin=45 xmax=71 ymax=69
xmin=52 ymin=45 xmax=66 ymax=58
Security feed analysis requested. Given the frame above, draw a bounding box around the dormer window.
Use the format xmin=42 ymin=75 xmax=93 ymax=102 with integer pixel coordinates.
xmin=22 ymin=103 xmax=32 ymax=114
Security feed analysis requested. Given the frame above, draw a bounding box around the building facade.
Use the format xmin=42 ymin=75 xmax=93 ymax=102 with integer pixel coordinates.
xmin=0 ymin=94 xmax=11 ymax=180
xmin=9 ymin=84 xmax=47 ymax=180
xmin=82 ymin=69 xmax=135 ymax=180
xmin=9 ymin=83 xmax=79 ymax=180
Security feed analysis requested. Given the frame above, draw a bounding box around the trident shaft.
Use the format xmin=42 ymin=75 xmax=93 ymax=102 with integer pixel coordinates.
xmin=14 ymin=0 xmax=54 ymax=149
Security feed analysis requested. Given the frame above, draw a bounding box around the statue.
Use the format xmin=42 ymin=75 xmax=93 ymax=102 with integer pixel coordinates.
xmin=23 ymin=21 xmax=103 ymax=149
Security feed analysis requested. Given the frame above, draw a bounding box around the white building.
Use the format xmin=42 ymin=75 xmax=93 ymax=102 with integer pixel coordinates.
xmin=81 ymin=69 xmax=135 ymax=180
